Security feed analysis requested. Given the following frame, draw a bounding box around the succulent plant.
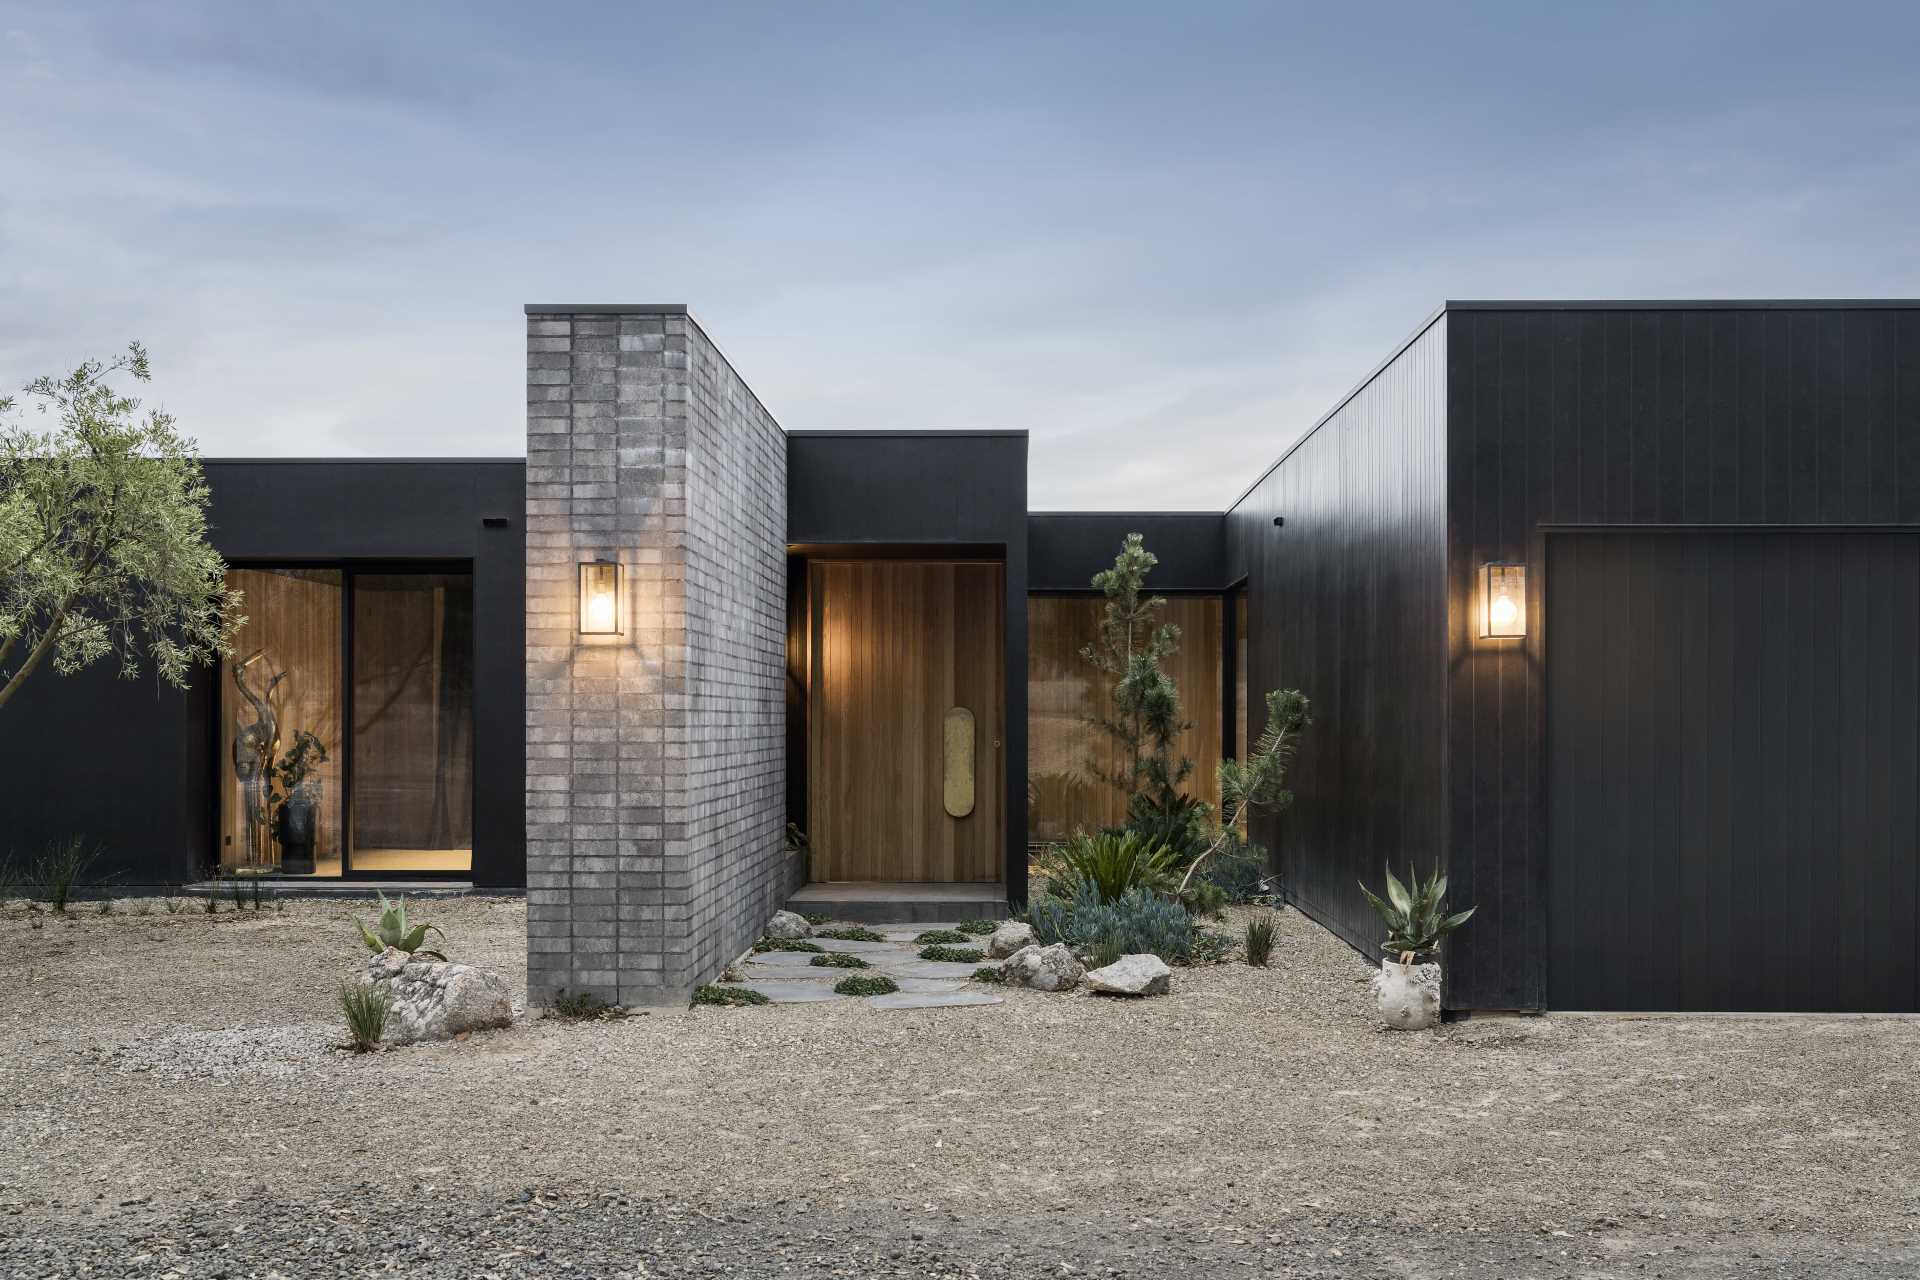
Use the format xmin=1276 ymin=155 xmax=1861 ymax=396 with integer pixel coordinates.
xmin=351 ymin=890 xmax=447 ymax=961
xmin=1358 ymin=864 xmax=1474 ymax=963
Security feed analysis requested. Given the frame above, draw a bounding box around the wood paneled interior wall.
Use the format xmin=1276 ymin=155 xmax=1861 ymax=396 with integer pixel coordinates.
xmin=1224 ymin=315 xmax=1450 ymax=963
xmin=219 ymin=569 xmax=342 ymax=872
xmin=807 ymin=560 xmax=1005 ymax=882
xmin=1026 ymin=595 xmax=1223 ymax=842
xmin=1447 ymin=304 xmax=1920 ymax=1010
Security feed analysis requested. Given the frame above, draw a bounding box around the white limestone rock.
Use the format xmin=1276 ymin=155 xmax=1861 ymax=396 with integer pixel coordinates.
xmin=764 ymin=909 xmax=813 ymax=940
xmin=363 ymin=948 xmax=513 ymax=1046
xmin=1085 ymin=953 xmax=1172 ymax=997
xmin=986 ymin=920 xmax=1037 ymax=959
xmin=1000 ymin=942 xmax=1084 ymax=993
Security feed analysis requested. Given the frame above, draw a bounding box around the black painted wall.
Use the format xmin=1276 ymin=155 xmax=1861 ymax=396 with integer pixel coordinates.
xmin=0 ymin=459 xmax=527 ymax=890
xmin=1028 ymin=512 xmax=1227 ymax=591
xmin=1446 ymin=301 xmax=1920 ymax=1009
xmin=786 ymin=431 xmax=1031 ymax=901
xmin=1225 ymin=313 xmax=1451 ymax=966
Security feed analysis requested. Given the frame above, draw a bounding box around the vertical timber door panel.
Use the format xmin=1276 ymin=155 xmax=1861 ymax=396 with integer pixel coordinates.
xmin=808 ymin=560 xmax=1004 ymax=882
xmin=1547 ymin=531 xmax=1920 ymax=1012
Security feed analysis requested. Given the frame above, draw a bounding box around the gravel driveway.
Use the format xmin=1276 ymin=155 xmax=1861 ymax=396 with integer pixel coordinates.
xmin=2 ymin=896 xmax=1916 ymax=1277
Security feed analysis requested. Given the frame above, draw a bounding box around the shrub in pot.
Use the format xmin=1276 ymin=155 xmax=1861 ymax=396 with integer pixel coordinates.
xmin=1358 ymin=864 xmax=1474 ymax=1031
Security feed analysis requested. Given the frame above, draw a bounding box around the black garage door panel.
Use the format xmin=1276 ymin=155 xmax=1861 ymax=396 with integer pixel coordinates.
xmin=1548 ymin=532 xmax=1919 ymax=1012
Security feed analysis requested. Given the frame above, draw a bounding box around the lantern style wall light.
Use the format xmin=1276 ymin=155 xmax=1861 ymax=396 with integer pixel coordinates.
xmin=579 ymin=559 xmax=622 ymax=635
xmin=1479 ymin=561 xmax=1526 ymax=638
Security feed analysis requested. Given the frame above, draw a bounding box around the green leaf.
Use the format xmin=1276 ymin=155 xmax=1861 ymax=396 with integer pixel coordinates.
xmin=1383 ymin=865 xmax=1412 ymax=916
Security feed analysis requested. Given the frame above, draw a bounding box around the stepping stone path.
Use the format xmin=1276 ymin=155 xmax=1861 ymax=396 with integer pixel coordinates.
xmin=713 ymin=922 xmax=1004 ymax=1011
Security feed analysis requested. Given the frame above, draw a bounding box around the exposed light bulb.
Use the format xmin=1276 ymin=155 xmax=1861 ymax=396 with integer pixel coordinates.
xmin=1490 ymin=594 xmax=1519 ymax=630
xmin=587 ymin=591 xmax=616 ymax=632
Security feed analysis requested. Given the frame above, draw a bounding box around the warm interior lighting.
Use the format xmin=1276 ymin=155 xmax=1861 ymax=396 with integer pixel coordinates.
xmin=579 ymin=559 xmax=621 ymax=635
xmin=1479 ymin=562 xmax=1526 ymax=638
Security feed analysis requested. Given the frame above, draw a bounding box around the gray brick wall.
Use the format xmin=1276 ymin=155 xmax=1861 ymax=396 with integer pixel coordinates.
xmin=525 ymin=306 xmax=790 ymax=1006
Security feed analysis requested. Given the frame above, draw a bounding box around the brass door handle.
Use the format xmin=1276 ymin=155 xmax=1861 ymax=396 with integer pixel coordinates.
xmin=943 ymin=707 xmax=976 ymax=818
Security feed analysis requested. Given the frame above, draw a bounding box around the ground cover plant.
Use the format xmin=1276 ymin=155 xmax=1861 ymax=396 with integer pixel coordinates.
xmin=754 ymin=937 xmax=823 ymax=953
xmin=693 ymin=985 xmax=769 ymax=1007
xmin=547 ymin=990 xmax=632 ymax=1022
xmin=809 ymin=952 xmax=869 ymax=969
xmin=970 ymin=965 xmax=1005 ymax=983
xmin=955 ymin=919 xmax=995 ymax=936
xmin=813 ymin=925 xmax=884 ymax=942
xmin=918 ymin=944 xmax=984 ymax=963
xmin=1028 ymin=881 xmax=1196 ymax=963
xmin=913 ymin=928 xmax=967 ymax=944
xmin=832 ymin=975 xmax=899 ymax=996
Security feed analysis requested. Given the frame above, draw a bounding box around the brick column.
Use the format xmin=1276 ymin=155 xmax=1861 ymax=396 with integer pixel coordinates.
xmin=525 ymin=305 xmax=790 ymax=1007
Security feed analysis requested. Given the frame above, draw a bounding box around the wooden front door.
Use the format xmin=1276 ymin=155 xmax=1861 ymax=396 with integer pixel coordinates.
xmin=807 ymin=560 xmax=1004 ymax=882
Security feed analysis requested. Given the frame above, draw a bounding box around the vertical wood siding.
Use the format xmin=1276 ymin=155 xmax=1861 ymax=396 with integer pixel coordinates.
xmin=1447 ymin=305 xmax=1920 ymax=1009
xmin=1225 ymin=317 xmax=1450 ymax=961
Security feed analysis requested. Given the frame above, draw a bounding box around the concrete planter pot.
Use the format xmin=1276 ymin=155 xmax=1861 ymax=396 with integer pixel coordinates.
xmin=1372 ymin=958 xmax=1441 ymax=1030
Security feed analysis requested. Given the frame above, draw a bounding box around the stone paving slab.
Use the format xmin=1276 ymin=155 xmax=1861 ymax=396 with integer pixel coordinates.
xmin=884 ymin=961 xmax=985 ymax=980
xmin=797 ymin=938 xmax=899 ymax=954
xmin=741 ymin=950 xmax=830 ymax=969
xmin=891 ymin=977 xmax=969 ymax=993
xmin=867 ymin=991 xmax=1004 ymax=1010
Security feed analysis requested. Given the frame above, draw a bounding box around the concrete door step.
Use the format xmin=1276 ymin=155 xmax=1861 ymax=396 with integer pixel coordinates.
xmin=786 ymin=881 xmax=1009 ymax=925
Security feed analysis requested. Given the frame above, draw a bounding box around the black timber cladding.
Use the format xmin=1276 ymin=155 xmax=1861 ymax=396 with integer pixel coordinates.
xmin=1027 ymin=512 xmax=1228 ymax=592
xmin=1546 ymin=530 xmax=1919 ymax=1012
xmin=1445 ymin=302 xmax=1920 ymax=1010
xmin=785 ymin=430 xmax=1031 ymax=902
xmin=1224 ymin=313 xmax=1450 ymax=971
xmin=0 ymin=459 xmax=528 ymax=889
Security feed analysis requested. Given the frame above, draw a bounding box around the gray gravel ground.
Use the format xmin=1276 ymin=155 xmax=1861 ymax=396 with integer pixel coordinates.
xmin=3 ymin=896 xmax=1917 ymax=1277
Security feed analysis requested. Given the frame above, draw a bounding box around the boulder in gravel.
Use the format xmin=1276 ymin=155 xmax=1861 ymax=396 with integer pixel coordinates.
xmin=1085 ymin=953 xmax=1172 ymax=997
xmin=1000 ymin=942 xmax=1083 ymax=992
xmin=764 ymin=909 xmax=812 ymax=940
xmin=364 ymin=947 xmax=513 ymax=1046
xmin=1372 ymin=959 xmax=1441 ymax=1031
xmin=986 ymin=920 xmax=1037 ymax=959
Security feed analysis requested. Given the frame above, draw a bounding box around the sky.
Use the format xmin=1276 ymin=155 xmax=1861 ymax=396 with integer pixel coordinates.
xmin=3 ymin=2 xmax=1916 ymax=509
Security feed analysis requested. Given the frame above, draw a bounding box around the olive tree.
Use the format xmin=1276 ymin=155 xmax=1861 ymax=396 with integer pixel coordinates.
xmin=0 ymin=344 xmax=240 ymax=714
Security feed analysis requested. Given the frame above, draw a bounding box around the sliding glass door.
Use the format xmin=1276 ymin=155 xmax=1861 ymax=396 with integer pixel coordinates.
xmin=349 ymin=573 xmax=474 ymax=873
xmin=217 ymin=565 xmax=474 ymax=878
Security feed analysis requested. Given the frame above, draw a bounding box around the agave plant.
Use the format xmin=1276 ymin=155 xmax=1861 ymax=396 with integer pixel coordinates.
xmin=1358 ymin=863 xmax=1474 ymax=963
xmin=351 ymin=891 xmax=447 ymax=960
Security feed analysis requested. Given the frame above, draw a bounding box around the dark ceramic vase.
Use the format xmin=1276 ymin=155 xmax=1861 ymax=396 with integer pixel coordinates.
xmin=274 ymin=791 xmax=318 ymax=875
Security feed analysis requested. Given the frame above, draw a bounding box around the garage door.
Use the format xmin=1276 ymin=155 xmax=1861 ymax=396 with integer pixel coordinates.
xmin=1547 ymin=531 xmax=1919 ymax=1012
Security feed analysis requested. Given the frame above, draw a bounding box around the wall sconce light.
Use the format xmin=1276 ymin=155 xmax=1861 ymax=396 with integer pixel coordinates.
xmin=1479 ymin=562 xmax=1526 ymax=638
xmin=579 ymin=558 xmax=622 ymax=635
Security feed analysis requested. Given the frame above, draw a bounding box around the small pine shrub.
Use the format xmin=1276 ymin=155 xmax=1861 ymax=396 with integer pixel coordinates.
xmin=913 ymin=928 xmax=967 ymax=944
xmin=833 ymin=975 xmax=899 ymax=996
xmin=970 ymin=965 xmax=1006 ymax=984
xmin=955 ymin=919 xmax=996 ymax=936
xmin=814 ymin=925 xmax=885 ymax=942
xmin=809 ymin=952 xmax=869 ymax=969
xmin=1244 ymin=911 xmax=1276 ymax=967
xmin=339 ymin=982 xmax=390 ymax=1052
xmin=1196 ymin=834 xmax=1274 ymax=904
xmin=692 ymin=984 xmax=770 ymax=1007
xmin=754 ymin=937 xmax=824 ymax=953
xmin=918 ymin=944 xmax=984 ymax=963
xmin=1179 ymin=880 xmax=1229 ymax=919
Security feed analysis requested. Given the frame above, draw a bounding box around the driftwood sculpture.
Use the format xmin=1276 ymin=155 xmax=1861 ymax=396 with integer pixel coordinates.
xmin=230 ymin=649 xmax=286 ymax=865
